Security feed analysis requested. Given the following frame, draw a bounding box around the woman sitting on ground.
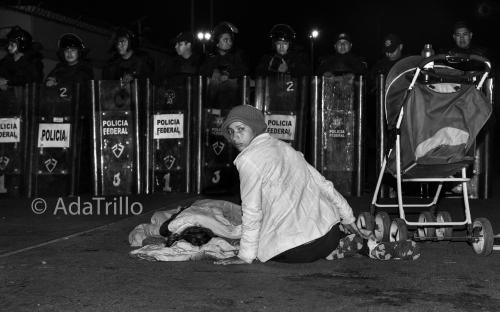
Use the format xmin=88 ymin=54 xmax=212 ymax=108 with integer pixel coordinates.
xmin=215 ymin=105 xmax=420 ymax=265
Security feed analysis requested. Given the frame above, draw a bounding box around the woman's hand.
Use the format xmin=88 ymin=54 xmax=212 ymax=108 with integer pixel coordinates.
xmin=214 ymin=256 xmax=248 ymax=265
xmin=343 ymin=222 xmax=376 ymax=241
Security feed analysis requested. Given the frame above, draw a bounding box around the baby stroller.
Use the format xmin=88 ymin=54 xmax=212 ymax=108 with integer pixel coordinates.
xmin=361 ymin=53 xmax=495 ymax=255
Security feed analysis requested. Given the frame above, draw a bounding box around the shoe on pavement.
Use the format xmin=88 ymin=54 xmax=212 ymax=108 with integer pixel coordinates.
xmin=369 ymin=239 xmax=421 ymax=260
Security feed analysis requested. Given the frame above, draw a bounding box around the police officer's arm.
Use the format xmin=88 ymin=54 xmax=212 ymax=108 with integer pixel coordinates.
xmin=45 ymin=65 xmax=59 ymax=86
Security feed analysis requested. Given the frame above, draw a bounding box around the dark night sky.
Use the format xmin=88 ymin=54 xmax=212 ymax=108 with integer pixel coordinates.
xmin=9 ymin=0 xmax=499 ymax=67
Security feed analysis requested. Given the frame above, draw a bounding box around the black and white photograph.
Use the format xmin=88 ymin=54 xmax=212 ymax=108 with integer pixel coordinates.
xmin=1 ymin=1 xmax=499 ymax=311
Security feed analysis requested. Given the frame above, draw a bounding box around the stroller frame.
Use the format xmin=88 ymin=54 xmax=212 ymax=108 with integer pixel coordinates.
xmin=368 ymin=54 xmax=497 ymax=255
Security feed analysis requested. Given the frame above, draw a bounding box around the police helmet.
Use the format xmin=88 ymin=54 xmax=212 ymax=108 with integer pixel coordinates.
xmin=58 ymin=33 xmax=89 ymax=59
xmin=212 ymin=21 xmax=239 ymax=43
xmin=174 ymin=31 xmax=195 ymax=44
xmin=6 ymin=26 xmax=32 ymax=52
xmin=59 ymin=33 xmax=86 ymax=51
xmin=112 ymin=27 xmax=138 ymax=51
xmin=270 ymin=24 xmax=296 ymax=43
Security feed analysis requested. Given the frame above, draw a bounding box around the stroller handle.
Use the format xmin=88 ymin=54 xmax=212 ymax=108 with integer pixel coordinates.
xmin=418 ymin=53 xmax=491 ymax=73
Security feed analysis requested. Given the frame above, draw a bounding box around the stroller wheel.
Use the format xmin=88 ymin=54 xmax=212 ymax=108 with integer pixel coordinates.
xmin=389 ymin=218 xmax=408 ymax=242
xmin=436 ymin=211 xmax=453 ymax=240
xmin=356 ymin=212 xmax=375 ymax=232
xmin=417 ymin=211 xmax=436 ymax=240
xmin=374 ymin=211 xmax=391 ymax=242
xmin=471 ymin=218 xmax=494 ymax=256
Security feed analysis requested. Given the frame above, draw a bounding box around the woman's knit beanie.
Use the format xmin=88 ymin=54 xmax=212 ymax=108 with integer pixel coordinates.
xmin=221 ymin=105 xmax=267 ymax=139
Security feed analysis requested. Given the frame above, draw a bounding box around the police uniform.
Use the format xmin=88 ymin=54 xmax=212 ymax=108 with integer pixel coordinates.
xmin=256 ymin=50 xmax=310 ymax=77
xmin=0 ymin=52 xmax=43 ymax=86
xmin=46 ymin=61 xmax=94 ymax=85
xmin=167 ymin=53 xmax=202 ymax=77
xmin=0 ymin=26 xmax=43 ymax=86
xmin=317 ymin=32 xmax=366 ymax=76
xmin=200 ymin=49 xmax=249 ymax=79
xmin=317 ymin=53 xmax=366 ymax=76
xmin=103 ymin=51 xmax=154 ymax=81
xmin=154 ymin=32 xmax=203 ymax=85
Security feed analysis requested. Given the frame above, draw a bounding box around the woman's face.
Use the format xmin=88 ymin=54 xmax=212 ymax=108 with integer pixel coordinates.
xmin=227 ymin=121 xmax=256 ymax=151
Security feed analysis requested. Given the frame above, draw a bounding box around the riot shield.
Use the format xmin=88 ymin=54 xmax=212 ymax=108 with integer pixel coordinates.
xmin=28 ymin=83 xmax=81 ymax=197
xmin=311 ymin=74 xmax=365 ymax=197
xmin=470 ymin=77 xmax=494 ymax=199
xmin=255 ymin=74 xmax=308 ymax=152
xmin=145 ymin=77 xmax=193 ymax=193
xmin=194 ymin=76 xmax=249 ymax=194
xmin=0 ymin=86 xmax=30 ymax=197
xmin=205 ymin=75 xmax=249 ymax=108
xmin=92 ymin=80 xmax=141 ymax=195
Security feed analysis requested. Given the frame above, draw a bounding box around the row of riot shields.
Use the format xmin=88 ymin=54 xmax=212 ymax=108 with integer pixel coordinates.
xmin=91 ymin=74 xmax=312 ymax=196
xmin=375 ymin=74 xmax=495 ymax=199
xmin=0 ymin=74 xmax=367 ymax=197
xmin=0 ymin=87 xmax=29 ymax=197
xmin=0 ymin=84 xmax=81 ymax=198
xmin=91 ymin=76 xmax=247 ymax=196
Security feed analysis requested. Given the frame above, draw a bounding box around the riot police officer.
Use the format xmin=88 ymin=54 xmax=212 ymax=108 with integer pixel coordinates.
xmin=369 ymin=33 xmax=405 ymax=80
xmin=45 ymin=33 xmax=94 ymax=87
xmin=200 ymin=22 xmax=249 ymax=108
xmin=102 ymin=28 xmax=154 ymax=82
xmin=0 ymin=26 xmax=43 ymax=90
xmin=46 ymin=34 xmax=95 ymax=194
xmin=170 ymin=31 xmax=202 ymax=77
xmin=154 ymin=31 xmax=202 ymax=85
xmin=317 ymin=32 xmax=366 ymax=76
xmin=255 ymin=24 xmax=310 ymax=77
xmin=200 ymin=21 xmax=249 ymax=80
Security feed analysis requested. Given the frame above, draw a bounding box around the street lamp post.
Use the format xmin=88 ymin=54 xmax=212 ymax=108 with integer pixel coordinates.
xmin=197 ymin=31 xmax=211 ymax=54
xmin=309 ymin=29 xmax=319 ymax=75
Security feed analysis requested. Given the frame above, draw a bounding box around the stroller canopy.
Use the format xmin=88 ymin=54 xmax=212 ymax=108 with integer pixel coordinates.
xmin=386 ymin=54 xmax=492 ymax=176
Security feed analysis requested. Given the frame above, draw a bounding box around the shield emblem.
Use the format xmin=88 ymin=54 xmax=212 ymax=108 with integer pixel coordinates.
xmin=0 ymin=156 xmax=10 ymax=171
xmin=163 ymin=155 xmax=176 ymax=169
xmin=164 ymin=89 xmax=176 ymax=105
xmin=332 ymin=117 xmax=342 ymax=127
xmin=44 ymin=158 xmax=58 ymax=173
xmin=212 ymin=141 xmax=225 ymax=155
xmin=112 ymin=143 xmax=125 ymax=159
